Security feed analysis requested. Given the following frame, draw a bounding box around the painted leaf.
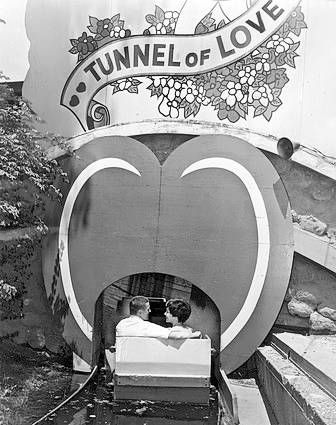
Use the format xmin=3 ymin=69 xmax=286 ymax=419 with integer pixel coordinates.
xmin=255 ymin=74 xmax=266 ymax=84
xmin=70 ymin=39 xmax=79 ymax=47
xmin=239 ymin=102 xmax=248 ymax=114
xmin=145 ymin=14 xmax=158 ymax=25
xmin=289 ymin=42 xmax=300 ymax=53
xmin=292 ymin=20 xmax=307 ymax=37
xmin=266 ymin=69 xmax=288 ymax=90
xmin=235 ymin=103 xmax=246 ymax=119
xmin=217 ymin=107 xmax=227 ymax=120
xmin=285 ymin=51 xmax=298 ymax=68
xmin=268 ymin=50 xmax=276 ymax=64
xmin=254 ymin=105 xmax=266 ymax=117
xmin=272 ymin=88 xmax=282 ymax=98
xmin=263 ymin=103 xmax=278 ymax=121
xmin=195 ymin=22 xmax=208 ymax=35
xmin=69 ymin=47 xmax=78 ymax=54
xmin=202 ymin=13 xmax=215 ymax=29
xmin=271 ymin=97 xmax=282 ymax=107
xmin=148 ymin=85 xmax=162 ymax=98
xmin=217 ymin=20 xmax=226 ymax=29
xmin=155 ymin=5 xmax=165 ymax=21
xmin=111 ymin=14 xmax=121 ymax=26
xmin=212 ymin=97 xmax=222 ymax=106
xmin=275 ymin=53 xmax=286 ymax=67
xmin=128 ymin=86 xmax=138 ymax=94
xmin=191 ymin=101 xmax=201 ymax=116
xmin=184 ymin=102 xmax=200 ymax=118
xmin=278 ymin=24 xmax=289 ymax=38
xmin=131 ymin=79 xmax=141 ymax=86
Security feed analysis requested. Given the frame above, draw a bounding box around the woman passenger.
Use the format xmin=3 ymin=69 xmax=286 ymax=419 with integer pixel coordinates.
xmin=165 ymin=299 xmax=201 ymax=337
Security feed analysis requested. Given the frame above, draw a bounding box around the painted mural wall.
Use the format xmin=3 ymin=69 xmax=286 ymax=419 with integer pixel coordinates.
xmin=18 ymin=0 xmax=336 ymax=160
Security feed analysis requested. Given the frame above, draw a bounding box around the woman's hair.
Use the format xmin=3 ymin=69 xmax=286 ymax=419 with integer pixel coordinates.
xmin=129 ymin=296 xmax=149 ymax=315
xmin=166 ymin=299 xmax=191 ymax=324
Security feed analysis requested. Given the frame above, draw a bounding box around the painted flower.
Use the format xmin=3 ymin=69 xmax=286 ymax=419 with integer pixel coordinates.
xmin=110 ymin=25 xmax=129 ymax=38
xmin=163 ymin=11 xmax=179 ymax=32
xmin=148 ymin=22 xmax=167 ymax=35
xmin=238 ymin=67 xmax=257 ymax=86
xmin=249 ymin=85 xmax=273 ymax=107
xmin=96 ymin=18 xmax=113 ymax=38
xmin=117 ymin=79 xmax=132 ymax=90
xmin=75 ymin=32 xmax=98 ymax=56
xmin=255 ymin=53 xmax=271 ymax=72
xmin=195 ymin=86 xmax=210 ymax=106
xmin=159 ymin=97 xmax=180 ymax=118
xmin=218 ymin=104 xmax=240 ymax=122
xmin=180 ymin=80 xmax=199 ymax=103
xmin=221 ymin=81 xmax=247 ymax=107
xmin=152 ymin=77 xmax=167 ymax=88
xmin=266 ymin=34 xmax=294 ymax=55
xmin=204 ymin=75 xmax=222 ymax=98
xmin=162 ymin=78 xmax=182 ymax=101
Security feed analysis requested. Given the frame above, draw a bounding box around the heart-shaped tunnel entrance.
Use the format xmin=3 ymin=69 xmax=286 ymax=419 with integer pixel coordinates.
xmin=42 ymin=134 xmax=293 ymax=374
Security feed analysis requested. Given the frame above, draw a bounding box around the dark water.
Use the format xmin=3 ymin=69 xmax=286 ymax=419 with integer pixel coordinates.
xmin=35 ymin=372 xmax=219 ymax=425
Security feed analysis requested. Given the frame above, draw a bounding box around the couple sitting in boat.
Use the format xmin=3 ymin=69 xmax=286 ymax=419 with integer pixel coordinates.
xmin=116 ymin=296 xmax=201 ymax=339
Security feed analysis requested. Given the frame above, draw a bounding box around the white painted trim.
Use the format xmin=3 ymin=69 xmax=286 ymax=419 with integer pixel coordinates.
xmin=294 ymin=224 xmax=336 ymax=274
xmin=73 ymin=352 xmax=91 ymax=373
xmin=181 ymin=158 xmax=270 ymax=351
xmin=48 ymin=120 xmax=336 ymax=182
xmin=59 ymin=158 xmax=141 ymax=341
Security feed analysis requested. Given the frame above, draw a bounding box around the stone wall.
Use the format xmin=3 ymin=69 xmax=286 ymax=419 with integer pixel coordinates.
xmin=263 ymin=151 xmax=336 ymax=335
xmin=276 ymin=253 xmax=336 ymax=334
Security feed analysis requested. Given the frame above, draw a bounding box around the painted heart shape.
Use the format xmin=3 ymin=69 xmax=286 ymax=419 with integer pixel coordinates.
xmin=76 ymin=82 xmax=86 ymax=93
xmin=43 ymin=135 xmax=293 ymax=373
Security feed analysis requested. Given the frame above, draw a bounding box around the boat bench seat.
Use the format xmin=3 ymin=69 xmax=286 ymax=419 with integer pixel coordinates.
xmin=113 ymin=336 xmax=211 ymax=403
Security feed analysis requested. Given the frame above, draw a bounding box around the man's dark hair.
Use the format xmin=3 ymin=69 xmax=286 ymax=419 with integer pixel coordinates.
xmin=129 ymin=296 xmax=149 ymax=315
xmin=166 ymin=299 xmax=191 ymax=324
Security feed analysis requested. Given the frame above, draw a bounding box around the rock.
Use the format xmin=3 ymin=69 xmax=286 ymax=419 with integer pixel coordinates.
xmin=284 ymin=290 xmax=292 ymax=303
xmin=27 ymin=328 xmax=46 ymax=349
xmin=45 ymin=331 xmax=70 ymax=355
xmin=309 ymin=312 xmax=336 ymax=335
xmin=294 ymin=290 xmax=317 ymax=309
xmin=327 ymin=227 xmax=336 ymax=244
xmin=291 ymin=210 xmax=300 ymax=224
xmin=298 ymin=215 xmax=327 ymax=236
xmin=317 ymin=306 xmax=336 ymax=322
xmin=288 ymin=299 xmax=314 ymax=318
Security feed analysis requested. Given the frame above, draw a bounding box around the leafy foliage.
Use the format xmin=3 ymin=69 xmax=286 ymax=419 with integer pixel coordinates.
xmin=0 ymin=69 xmax=69 ymax=307
xmin=0 ymin=77 xmax=68 ymax=229
xmin=0 ymin=238 xmax=34 ymax=319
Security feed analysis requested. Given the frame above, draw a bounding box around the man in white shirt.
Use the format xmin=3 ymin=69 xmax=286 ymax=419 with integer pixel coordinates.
xmin=116 ymin=296 xmax=200 ymax=339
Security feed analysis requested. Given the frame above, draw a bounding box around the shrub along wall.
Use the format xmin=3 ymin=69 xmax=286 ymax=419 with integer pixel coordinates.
xmin=0 ymin=228 xmax=71 ymax=356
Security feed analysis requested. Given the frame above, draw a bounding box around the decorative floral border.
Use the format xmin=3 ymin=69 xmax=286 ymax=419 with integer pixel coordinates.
xmin=68 ymin=5 xmax=307 ymax=124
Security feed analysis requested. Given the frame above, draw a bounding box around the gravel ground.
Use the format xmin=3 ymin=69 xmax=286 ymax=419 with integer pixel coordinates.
xmin=0 ymin=341 xmax=72 ymax=425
